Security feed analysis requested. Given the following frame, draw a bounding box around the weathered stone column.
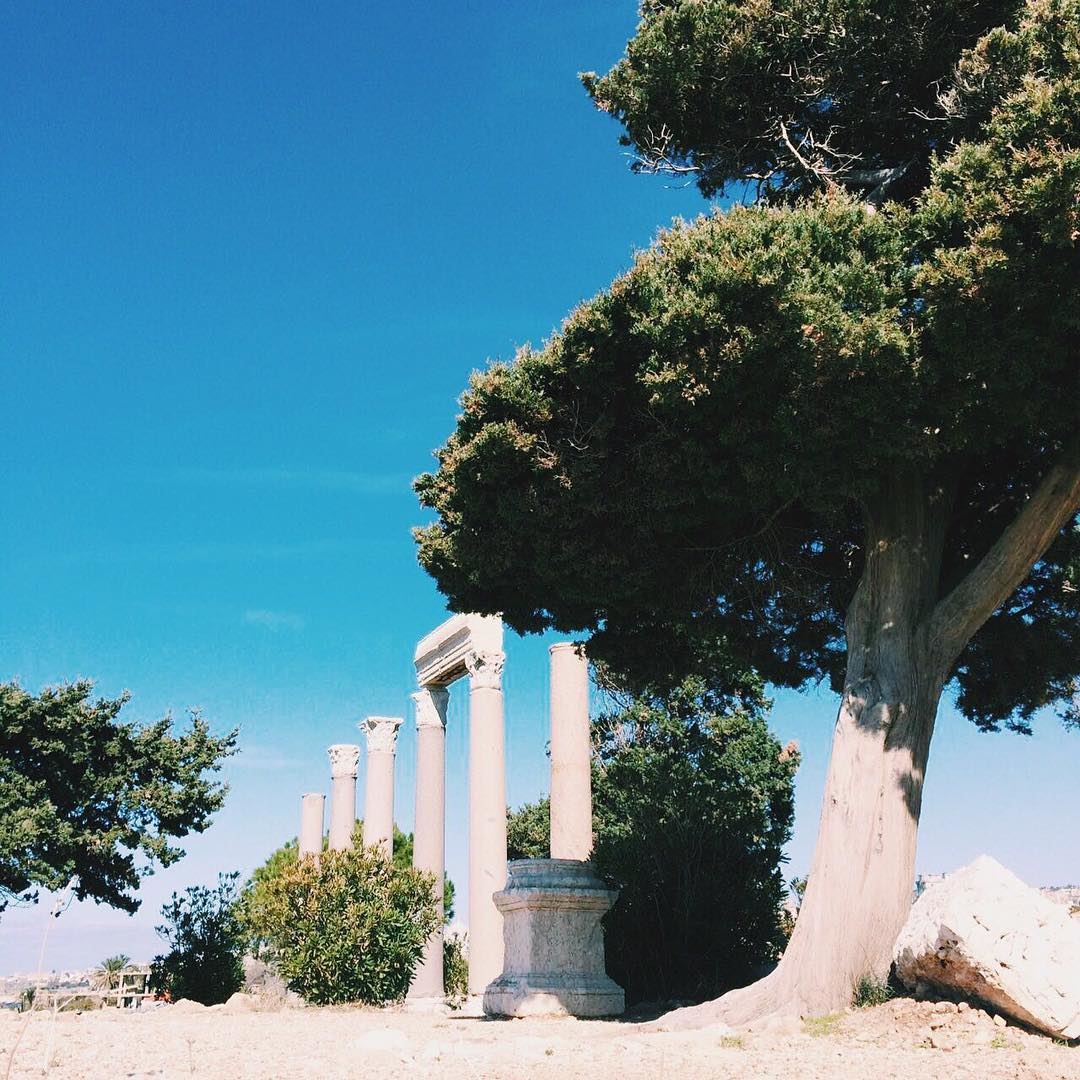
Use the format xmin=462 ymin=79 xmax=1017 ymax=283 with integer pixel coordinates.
xmin=327 ymin=744 xmax=359 ymax=851
xmin=466 ymin=648 xmax=508 ymax=995
xmin=409 ymin=687 xmax=449 ymax=1000
xmin=361 ymin=716 xmax=402 ymax=859
xmin=549 ymin=643 xmax=593 ymax=861
xmin=299 ymin=792 xmax=325 ymax=860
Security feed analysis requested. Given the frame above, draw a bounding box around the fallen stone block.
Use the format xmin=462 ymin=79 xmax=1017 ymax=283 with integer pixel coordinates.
xmin=894 ymin=855 xmax=1080 ymax=1039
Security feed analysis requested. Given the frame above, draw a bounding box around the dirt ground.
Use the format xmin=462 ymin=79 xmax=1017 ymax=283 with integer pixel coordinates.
xmin=3 ymin=995 xmax=1078 ymax=1079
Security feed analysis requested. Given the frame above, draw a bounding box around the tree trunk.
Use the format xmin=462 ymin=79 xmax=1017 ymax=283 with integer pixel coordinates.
xmin=660 ymin=473 xmax=951 ymax=1028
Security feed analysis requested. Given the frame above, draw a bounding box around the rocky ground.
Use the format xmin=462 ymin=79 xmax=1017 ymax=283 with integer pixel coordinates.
xmin=2 ymin=995 xmax=1078 ymax=1079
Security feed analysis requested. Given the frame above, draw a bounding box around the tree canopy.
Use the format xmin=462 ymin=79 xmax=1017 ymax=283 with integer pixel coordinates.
xmin=416 ymin=0 xmax=1079 ymax=734
xmin=0 ymin=681 xmax=237 ymax=913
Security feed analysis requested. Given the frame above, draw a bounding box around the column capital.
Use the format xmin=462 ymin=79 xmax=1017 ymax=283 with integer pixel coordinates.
xmin=361 ymin=715 xmax=403 ymax=755
xmin=412 ymin=687 xmax=449 ymax=730
xmin=328 ymin=743 xmax=360 ymax=779
xmin=466 ymin=649 xmax=506 ymax=691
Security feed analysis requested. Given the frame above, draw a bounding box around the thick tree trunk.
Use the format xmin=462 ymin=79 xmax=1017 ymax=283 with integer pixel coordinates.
xmin=654 ymin=445 xmax=1080 ymax=1031
xmin=660 ymin=473 xmax=951 ymax=1028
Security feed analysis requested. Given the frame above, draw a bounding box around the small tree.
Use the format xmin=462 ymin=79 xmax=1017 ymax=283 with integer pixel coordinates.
xmin=241 ymin=847 xmax=439 ymax=1006
xmin=508 ymin=676 xmax=799 ymax=1005
xmin=0 ymin=680 xmax=237 ymax=913
xmin=93 ymin=954 xmax=131 ymax=992
xmin=151 ymin=873 xmax=246 ymax=1005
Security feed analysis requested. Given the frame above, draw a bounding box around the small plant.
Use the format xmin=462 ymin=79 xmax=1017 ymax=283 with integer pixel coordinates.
xmin=241 ymin=846 xmax=439 ymax=1005
xmin=803 ymin=1012 xmax=843 ymax=1038
xmin=19 ymin=986 xmax=35 ymax=1012
xmin=443 ymin=932 xmax=469 ymax=1008
xmin=719 ymin=1034 xmax=745 ymax=1049
xmin=990 ymin=1032 xmax=1009 ymax=1049
xmin=852 ymin=974 xmax=895 ymax=1008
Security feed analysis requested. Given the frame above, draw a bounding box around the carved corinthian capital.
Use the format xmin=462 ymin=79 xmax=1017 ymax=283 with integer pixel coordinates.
xmin=466 ymin=649 xmax=506 ymax=691
xmin=361 ymin=715 xmax=403 ymax=755
xmin=412 ymin=687 xmax=450 ymax=731
xmin=327 ymin=743 xmax=360 ymax=779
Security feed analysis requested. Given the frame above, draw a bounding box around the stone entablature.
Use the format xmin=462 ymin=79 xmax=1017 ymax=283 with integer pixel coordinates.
xmin=414 ymin=613 xmax=503 ymax=687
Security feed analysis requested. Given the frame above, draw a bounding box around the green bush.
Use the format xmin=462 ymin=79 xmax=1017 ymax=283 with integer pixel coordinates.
xmin=239 ymin=821 xmax=454 ymax=958
xmin=241 ymin=846 xmax=439 ymax=1005
xmin=507 ymin=675 xmax=798 ymax=1006
xmin=443 ymin=933 xmax=468 ymax=1008
xmin=150 ymin=872 xmax=245 ymax=1005
xmin=852 ymin=974 xmax=896 ymax=1009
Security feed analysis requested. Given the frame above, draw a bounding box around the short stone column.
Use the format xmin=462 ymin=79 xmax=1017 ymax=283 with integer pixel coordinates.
xmin=408 ymin=687 xmax=449 ymax=1000
xmin=483 ymin=860 xmax=624 ymax=1017
xmin=298 ymin=793 xmax=325 ymax=860
xmin=327 ymin=744 xmax=360 ymax=852
xmin=466 ymin=648 xmax=508 ymax=995
xmin=361 ymin=716 xmax=402 ymax=859
xmin=549 ymin=643 xmax=593 ymax=861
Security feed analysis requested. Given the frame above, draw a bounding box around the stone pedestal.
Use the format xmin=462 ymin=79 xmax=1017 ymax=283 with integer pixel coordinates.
xmin=298 ymin=793 xmax=325 ymax=860
xmin=483 ymin=860 xmax=624 ymax=1018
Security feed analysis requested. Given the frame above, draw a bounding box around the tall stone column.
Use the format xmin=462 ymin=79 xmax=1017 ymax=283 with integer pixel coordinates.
xmin=409 ymin=687 xmax=449 ymax=1000
xmin=361 ymin=716 xmax=402 ymax=859
xmin=549 ymin=643 xmax=593 ymax=861
xmin=327 ymin=744 xmax=360 ymax=852
xmin=466 ymin=648 xmax=508 ymax=995
xmin=299 ymin=792 xmax=325 ymax=860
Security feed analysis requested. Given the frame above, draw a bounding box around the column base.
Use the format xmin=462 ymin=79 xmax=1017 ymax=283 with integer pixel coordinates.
xmin=484 ymin=973 xmax=625 ymax=1018
xmin=482 ymin=859 xmax=625 ymax=1019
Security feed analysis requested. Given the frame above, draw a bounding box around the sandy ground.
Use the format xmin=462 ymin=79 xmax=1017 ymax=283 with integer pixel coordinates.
xmin=2 ymin=996 xmax=1078 ymax=1080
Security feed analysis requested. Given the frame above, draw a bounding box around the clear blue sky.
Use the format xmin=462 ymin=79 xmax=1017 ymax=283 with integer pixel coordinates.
xmin=1 ymin=2 xmax=1075 ymax=974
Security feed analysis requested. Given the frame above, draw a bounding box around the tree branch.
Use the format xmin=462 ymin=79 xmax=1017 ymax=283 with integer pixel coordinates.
xmin=924 ymin=439 xmax=1080 ymax=668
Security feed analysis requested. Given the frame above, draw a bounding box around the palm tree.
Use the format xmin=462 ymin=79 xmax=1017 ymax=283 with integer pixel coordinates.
xmin=94 ymin=954 xmax=131 ymax=992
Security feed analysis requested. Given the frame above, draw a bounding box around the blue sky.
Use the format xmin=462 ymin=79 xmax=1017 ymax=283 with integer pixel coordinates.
xmin=1 ymin=2 xmax=1075 ymax=973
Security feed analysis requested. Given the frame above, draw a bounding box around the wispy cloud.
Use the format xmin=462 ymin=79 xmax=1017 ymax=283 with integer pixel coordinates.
xmin=243 ymin=609 xmax=306 ymax=632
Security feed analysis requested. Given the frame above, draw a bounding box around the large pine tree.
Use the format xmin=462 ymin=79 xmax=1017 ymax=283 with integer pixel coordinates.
xmin=415 ymin=0 xmax=1080 ymax=1022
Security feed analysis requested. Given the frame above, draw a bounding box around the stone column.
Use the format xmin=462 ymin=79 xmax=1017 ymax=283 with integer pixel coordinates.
xmin=466 ymin=648 xmax=508 ymax=995
xmin=327 ymin=744 xmax=359 ymax=851
xmin=549 ymin=643 xmax=593 ymax=861
xmin=299 ymin=792 xmax=325 ymax=860
xmin=361 ymin=716 xmax=402 ymax=859
xmin=409 ymin=687 xmax=449 ymax=1000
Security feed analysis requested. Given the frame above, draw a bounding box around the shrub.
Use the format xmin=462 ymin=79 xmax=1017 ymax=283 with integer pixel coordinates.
xmin=852 ymin=974 xmax=895 ymax=1009
xmin=241 ymin=846 xmax=439 ymax=1005
xmin=239 ymin=821 xmax=454 ymax=958
xmin=150 ymin=872 xmax=245 ymax=1005
xmin=443 ymin=932 xmax=469 ymax=1008
xmin=507 ymin=675 xmax=798 ymax=1006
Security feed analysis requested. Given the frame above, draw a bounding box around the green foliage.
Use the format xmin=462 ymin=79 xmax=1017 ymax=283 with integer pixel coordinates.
xmin=150 ymin=872 xmax=246 ymax=1005
xmin=582 ymin=0 xmax=1020 ymax=201
xmin=240 ymin=821 xmax=454 ymax=957
xmin=240 ymin=847 xmax=439 ymax=1006
xmin=0 ymin=680 xmax=237 ymax=913
xmin=507 ymin=677 xmax=798 ymax=1005
xmin=443 ymin=933 xmax=469 ymax=1008
xmin=416 ymin=0 xmax=1080 ymax=734
xmin=852 ymin=975 xmax=895 ymax=1009
xmin=94 ymin=954 xmax=131 ymax=991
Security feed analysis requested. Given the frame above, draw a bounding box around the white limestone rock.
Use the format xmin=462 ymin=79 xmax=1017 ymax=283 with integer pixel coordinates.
xmin=894 ymin=855 xmax=1080 ymax=1039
